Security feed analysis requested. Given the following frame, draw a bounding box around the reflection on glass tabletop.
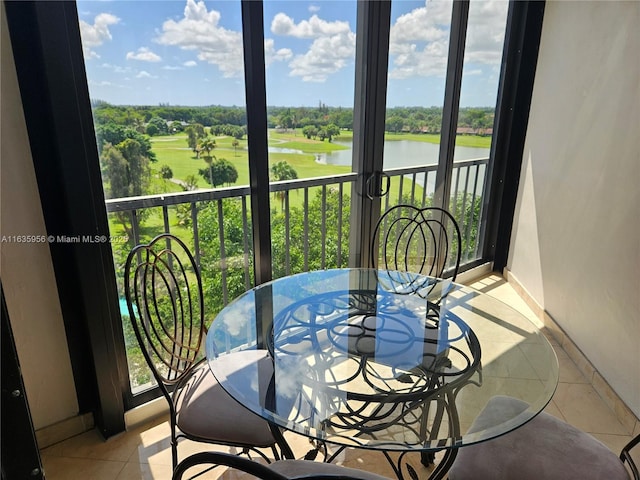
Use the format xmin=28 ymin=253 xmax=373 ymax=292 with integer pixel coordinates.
xmin=205 ymin=269 xmax=558 ymax=452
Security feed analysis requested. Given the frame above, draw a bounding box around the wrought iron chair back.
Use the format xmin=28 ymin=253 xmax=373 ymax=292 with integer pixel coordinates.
xmin=371 ymin=205 xmax=462 ymax=282
xmin=125 ymin=233 xmax=204 ymax=393
xmin=369 ymin=206 xmax=465 ymax=474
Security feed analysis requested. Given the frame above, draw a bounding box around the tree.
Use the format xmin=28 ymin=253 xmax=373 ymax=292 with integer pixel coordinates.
xmin=270 ymin=161 xmax=298 ymax=182
xmin=325 ymin=123 xmax=340 ymax=142
xmin=95 ymin=122 xmax=156 ymax=161
xmin=278 ymin=110 xmax=293 ymax=130
xmin=100 ymin=141 xmax=151 ymax=237
xmin=170 ymin=120 xmax=185 ymax=133
xmin=302 ymin=125 xmax=318 ymax=139
xmin=199 ymin=158 xmax=239 ymax=187
xmin=195 ymin=190 xmax=351 ymax=318
xmin=199 ymin=135 xmax=217 ymax=161
xmin=386 ymin=115 xmax=404 ymax=133
xmin=183 ymin=174 xmax=199 ymax=191
xmin=146 ymin=116 xmax=169 ymax=136
xmin=231 ymin=138 xmax=240 ymax=156
xmin=159 ymin=164 xmax=173 ymax=179
xmin=116 ymin=138 xmax=149 ymax=196
xmin=270 ymin=188 xmax=351 ymax=278
xmin=185 ymin=123 xmax=205 ymax=157
xmin=197 ymin=199 xmax=254 ymax=318
xmin=145 ymin=123 xmax=159 ymax=136
xmin=270 ymin=161 xmax=298 ymax=210
xmin=100 ymin=143 xmax=129 ymax=199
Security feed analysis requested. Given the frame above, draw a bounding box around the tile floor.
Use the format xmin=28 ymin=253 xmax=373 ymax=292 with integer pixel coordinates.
xmin=40 ymin=275 xmax=637 ymax=479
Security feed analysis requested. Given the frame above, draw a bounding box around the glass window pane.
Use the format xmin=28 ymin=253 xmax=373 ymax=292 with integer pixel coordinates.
xmin=263 ymin=1 xmax=357 ymax=278
xmin=76 ymin=0 xmax=252 ymax=394
xmin=451 ymin=0 xmax=509 ymax=262
xmin=383 ymin=0 xmax=453 ymax=205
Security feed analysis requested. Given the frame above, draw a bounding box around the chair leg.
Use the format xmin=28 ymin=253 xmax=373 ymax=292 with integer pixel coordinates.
xmin=170 ymin=418 xmax=179 ymax=471
xmin=268 ymin=423 xmax=295 ymax=459
xmin=171 ymin=439 xmax=179 ymax=472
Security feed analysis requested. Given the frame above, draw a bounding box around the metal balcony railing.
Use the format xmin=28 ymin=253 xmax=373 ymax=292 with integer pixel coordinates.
xmin=107 ymin=157 xmax=488 ymax=389
xmin=106 ymin=157 xmax=488 ymax=294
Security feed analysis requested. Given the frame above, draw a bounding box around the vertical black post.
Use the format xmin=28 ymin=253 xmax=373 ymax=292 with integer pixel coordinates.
xmin=483 ymin=1 xmax=546 ymax=271
xmin=241 ymin=0 xmax=272 ymax=285
xmin=349 ymin=0 xmax=392 ymax=268
xmin=434 ymin=0 xmax=470 ymax=211
xmin=1 ymin=284 xmax=45 ymax=480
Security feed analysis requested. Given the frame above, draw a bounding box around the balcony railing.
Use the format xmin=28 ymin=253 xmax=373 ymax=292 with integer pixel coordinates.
xmin=106 ymin=157 xmax=488 ymax=294
xmin=107 ymin=157 xmax=488 ymax=389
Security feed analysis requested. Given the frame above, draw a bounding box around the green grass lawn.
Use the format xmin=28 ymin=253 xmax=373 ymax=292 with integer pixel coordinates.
xmin=150 ymin=132 xmax=350 ymax=190
xmin=126 ymin=128 xmax=485 ymax=235
xmin=269 ymin=130 xmax=349 ymax=153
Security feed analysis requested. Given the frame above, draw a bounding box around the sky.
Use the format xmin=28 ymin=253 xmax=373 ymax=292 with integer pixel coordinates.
xmin=76 ymin=0 xmax=509 ymax=108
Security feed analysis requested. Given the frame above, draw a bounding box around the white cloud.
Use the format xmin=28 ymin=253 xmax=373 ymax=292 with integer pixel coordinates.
xmin=100 ymin=63 xmax=133 ymax=74
xmin=265 ymin=39 xmax=293 ymax=66
xmin=271 ymin=13 xmax=350 ymax=38
xmin=88 ymin=79 xmax=129 ymax=89
xmin=163 ymin=65 xmax=183 ymax=70
xmin=390 ymin=1 xmax=451 ymax=45
xmin=271 ymin=13 xmax=355 ymax=82
xmin=388 ymin=0 xmax=508 ymax=80
xmin=465 ymin=1 xmax=509 ymax=65
xmin=309 ymin=5 xmax=320 ymax=13
xmin=79 ymin=12 xmax=120 ymax=59
xmin=155 ymin=0 xmax=243 ymax=77
xmin=126 ymin=47 xmax=162 ymax=62
xmin=136 ymin=71 xmax=158 ymax=79
xmin=183 ymin=60 xmax=198 ymax=67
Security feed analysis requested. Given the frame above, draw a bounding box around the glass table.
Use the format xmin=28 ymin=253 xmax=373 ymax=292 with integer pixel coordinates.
xmin=205 ymin=269 xmax=559 ymax=479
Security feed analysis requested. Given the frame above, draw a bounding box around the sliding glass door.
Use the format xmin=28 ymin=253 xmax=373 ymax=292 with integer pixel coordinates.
xmin=76 ymin=0 xmax=259 ymax=404
xmin=71 ymin=0 xmax=509 ymax=408
xmin=378 ymin=0 xmax=508 ymax=269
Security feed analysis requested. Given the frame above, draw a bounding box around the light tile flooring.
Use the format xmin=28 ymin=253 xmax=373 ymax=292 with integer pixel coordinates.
xmin=40 ymin=275 xmax=637 ymax=480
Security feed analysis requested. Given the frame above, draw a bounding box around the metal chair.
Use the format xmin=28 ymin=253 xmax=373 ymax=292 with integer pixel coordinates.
xmin=172 ymin=451 xmax=392 ymax=480
xmin=371 ymin=205 xmax=462 ymax=281
xmin=447 ymin=395 xmax=640 ymax=480
xmin=369 ymin=205 xmax=465 ymax=473
xmin=124 ymin=233 xmax=289 ymax=472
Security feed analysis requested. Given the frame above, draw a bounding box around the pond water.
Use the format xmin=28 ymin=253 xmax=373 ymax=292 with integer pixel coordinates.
xmin=315 ymin=140 xmax=489 ymax=168
xmin=314 ymin=140 xmax=490 ymax=197
xmin=268 ymin=139 xmax=490 ymax=196
xmin=269 ymin=146 xmax=304 ymax=155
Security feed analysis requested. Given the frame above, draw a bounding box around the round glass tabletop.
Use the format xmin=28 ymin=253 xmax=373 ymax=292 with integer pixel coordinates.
xmin=205 ymin=269 xmax=558 ymax=452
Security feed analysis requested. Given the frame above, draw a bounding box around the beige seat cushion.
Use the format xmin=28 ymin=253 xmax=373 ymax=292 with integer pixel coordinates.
xmin=448 ymin=395 xmax=629 ymax=480
xmin=270 ymin=459 xmax=391 ymax=479
xmin=175 ymin=352 xmax=276 ymax=447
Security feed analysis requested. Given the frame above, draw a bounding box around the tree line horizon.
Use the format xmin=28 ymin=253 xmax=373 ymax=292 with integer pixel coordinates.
xmin=91 ymin=100 xmax=495 ymax=136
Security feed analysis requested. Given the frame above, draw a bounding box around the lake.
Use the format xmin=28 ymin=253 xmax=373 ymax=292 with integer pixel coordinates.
xmin=315 ymin=140 xmax=489 ymax=168
xmin=269 ymin=139 xmax=490 ymax=196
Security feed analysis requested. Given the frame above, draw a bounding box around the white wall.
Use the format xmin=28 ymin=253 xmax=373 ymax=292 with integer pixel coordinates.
xmin=0 ymin=4 xmax=80 ymax=430
xmin=509 ymin=1 xmax=640 ymax=417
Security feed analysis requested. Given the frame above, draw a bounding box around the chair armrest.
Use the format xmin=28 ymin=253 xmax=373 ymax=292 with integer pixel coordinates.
xmin=621 ymin=434 xmax=640 ymax=480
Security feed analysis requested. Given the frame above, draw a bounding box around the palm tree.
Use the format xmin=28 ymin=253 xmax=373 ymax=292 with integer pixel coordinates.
xmin=199 ymin=136 xmax=217 ymax=160
xmin=270 ymin=161 xmax=298 ymax=211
